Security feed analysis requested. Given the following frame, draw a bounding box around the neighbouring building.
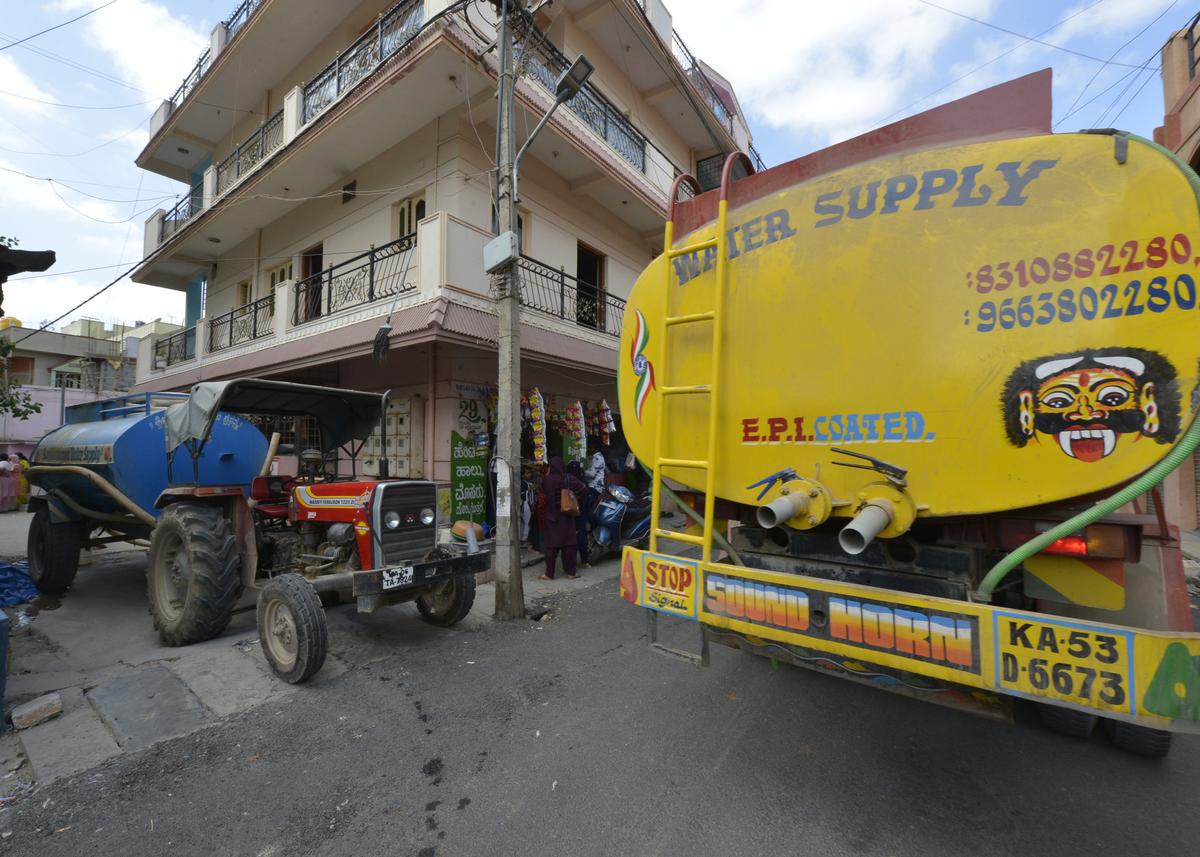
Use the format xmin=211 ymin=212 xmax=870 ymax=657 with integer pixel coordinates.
xmin=1154 ymin=12 xmax=1200 ymax=532
xmin=0 ymin=317 xmax=179 ymax=454
xmin=130 ymin=0 xmax=759 ymax=500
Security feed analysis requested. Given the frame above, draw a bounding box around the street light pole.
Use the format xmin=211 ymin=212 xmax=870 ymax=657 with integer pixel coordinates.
xmin=493 ymin=0 xmax=524 ymax=620
xmin=488 ymin=2 xmax=594 ymax=620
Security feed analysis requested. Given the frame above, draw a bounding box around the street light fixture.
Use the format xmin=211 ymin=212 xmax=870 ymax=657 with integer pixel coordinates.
xmin=555 ymin=55 xmax=594 ymax=101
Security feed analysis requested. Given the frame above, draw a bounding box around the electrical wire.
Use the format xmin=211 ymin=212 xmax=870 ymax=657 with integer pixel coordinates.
xmin=1094 ymin=58 xmax=1157 ymax=127
xmin=1106 ymin=69 xmax=1160 ymax=127
xmin=49 ymin=183 xmax=165 ymax=224
xmin=0 ymin=118 xmax=145 ymax=157
xmin=876 ymin=0 xmax=1107 ymax=126
xmin=11 ymin=260 xmax=144 ymax=346
xmin=0 ymin=88 xmax=150 ymax=110
xmin=1057 ymin=0 xmax=1178 ymax=129
xmin=1 ymin=164 xmax=175 ymax=203
xmin=0 ymin=0 xmax=118 ymax=53
xmin=915 ymin=0 xmax=1150 ymax=68
xmin=1053 ymin=53 xmax=1159 ymax=128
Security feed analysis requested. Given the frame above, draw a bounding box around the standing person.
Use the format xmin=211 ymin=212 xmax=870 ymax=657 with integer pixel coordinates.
xmin=537 ymin=456 xmax=585 ymax=580
xmin=12 ymin=454 xmax=28 ymax=511
xmin=0 ymin=456 xmax=13 ymax=513
xmin=567 ymin=460 xmax=591 ymax=568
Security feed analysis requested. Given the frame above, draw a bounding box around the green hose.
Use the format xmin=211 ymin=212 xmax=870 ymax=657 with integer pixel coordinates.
xmin=976 ymin=131 xmax=1200 ymax=601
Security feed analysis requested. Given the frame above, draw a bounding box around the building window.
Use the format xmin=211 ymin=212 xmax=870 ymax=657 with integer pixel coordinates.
xmin=490 ymin=206 xmax=525 ymax=251
xmin=236 ymin=279 xmax=252 ymax=309
xmin=696 ymin=154 xmax=723 ymax=192
xmin=393 ymin=193 xmax=426 ymax=237
xmin=267 ymin=261 xmax=293 ymax=290
xmin=300 ymin=243 xmax=324 ymax=322
xmin=576 ymin=242 xmax=606 ymax=331
xmin=7 ymin=356 xmax=34 ymax=385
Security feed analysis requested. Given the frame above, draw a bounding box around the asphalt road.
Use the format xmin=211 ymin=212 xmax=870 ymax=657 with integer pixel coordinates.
xmin=3 ymin=579 xmax=1197 ymax=857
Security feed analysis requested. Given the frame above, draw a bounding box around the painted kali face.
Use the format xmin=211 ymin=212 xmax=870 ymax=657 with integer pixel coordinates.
xmin=1021 ymin=368 xmax=1157 ymax=462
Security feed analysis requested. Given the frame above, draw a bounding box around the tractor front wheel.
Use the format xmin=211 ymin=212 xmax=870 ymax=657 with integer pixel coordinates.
xmin=257 ymin=573 xmax=327 ymax=684
xmin=147 ymin=503 xmax=240 ymax=646
xmin=416 ymin=575 xmax=476 ymax=627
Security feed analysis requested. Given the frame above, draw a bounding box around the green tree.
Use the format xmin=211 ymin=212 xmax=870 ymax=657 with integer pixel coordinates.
xmin=0 ymin=339 xmax=42 ymax=420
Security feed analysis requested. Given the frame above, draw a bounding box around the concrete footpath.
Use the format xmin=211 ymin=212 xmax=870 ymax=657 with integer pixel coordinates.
xmin=0 ymin=511 xmax=621 ymax=793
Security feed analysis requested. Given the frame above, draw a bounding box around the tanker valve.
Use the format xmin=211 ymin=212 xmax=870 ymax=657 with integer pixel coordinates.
xmin=838 ymin=500 xmax=895 ymax=555
xmin=756 ymin=492 xmax=810 ymax=529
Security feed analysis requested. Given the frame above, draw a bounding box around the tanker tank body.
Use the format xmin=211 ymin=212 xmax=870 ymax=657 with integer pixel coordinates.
xmin=26 ymin=392 xmax=268 ymax=595
xmin=615 ymin=75 xmax=1200 ymax=756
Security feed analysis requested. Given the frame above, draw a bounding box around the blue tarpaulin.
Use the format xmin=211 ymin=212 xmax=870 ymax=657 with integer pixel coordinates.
xmin=0 ymin=564 xmax=37 ymax=607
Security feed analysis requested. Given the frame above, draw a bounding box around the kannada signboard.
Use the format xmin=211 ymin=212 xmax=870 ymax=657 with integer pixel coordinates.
xmin=450 ymin=430 xmax=487 ymax=523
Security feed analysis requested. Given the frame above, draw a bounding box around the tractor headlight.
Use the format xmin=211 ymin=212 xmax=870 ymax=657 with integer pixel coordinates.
xmin=384 ymin=510 xmax=401 ymax=529
xmin=420 ymin=507 xmax=435 ymax=526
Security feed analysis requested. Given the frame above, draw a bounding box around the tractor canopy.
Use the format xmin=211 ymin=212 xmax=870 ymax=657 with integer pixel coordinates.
xmin=165 ymin=378 xmax=386 ymax=454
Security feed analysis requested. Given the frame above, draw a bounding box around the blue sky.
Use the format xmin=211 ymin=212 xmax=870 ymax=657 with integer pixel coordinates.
xmin=0 ymin=0 xmax=1191 ymax=330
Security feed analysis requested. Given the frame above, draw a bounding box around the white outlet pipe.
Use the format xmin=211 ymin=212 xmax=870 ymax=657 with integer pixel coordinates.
xmin=756 ymin=493 xmax=810 ymax=529
xmin=838 ymin=501 xmax=894 ymax=555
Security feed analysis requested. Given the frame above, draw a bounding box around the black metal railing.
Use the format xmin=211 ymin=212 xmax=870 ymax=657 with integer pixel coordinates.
xmin=303 ymin=0 xmax=425 ymax=122
xmin=170 ymin=48 xmax=211 ymax=107
xmin=160 ymin=179 xmax=205 ymax=243
xmin=153 ymin=327 xmax=196 ymax=369
xmin=515 ymin=17 xmax=647 ymax=172
xmin=168 ymin=0 xmax=264 ymax=110
xmin=292 ymin=234 xmax=418 ymax=326
xmin=749 ymin=143 xmax=767 ymax=172
xmin=216 ymin=109 xmax=284 ymax=194
xmin=208 ymin=293 xmax=275 ymax=353
xmin=517 ymin=255 xmax=624 ymax=337
xmin=225 ymin=0 xmax=263 ymax=40
xmin=670 ymin=30 xmax=733 ymax=133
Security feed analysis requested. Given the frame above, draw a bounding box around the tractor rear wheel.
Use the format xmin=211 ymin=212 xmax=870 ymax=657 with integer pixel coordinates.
xmin=27 ymin=507 xmax=81 ymax=594
xmin=257 ymin=573 xmax=327 ymax=684
xmin=147 ymin=503 xmax=240 ymax=646
xmin=416 ymin=574 xmax=476 ymax=627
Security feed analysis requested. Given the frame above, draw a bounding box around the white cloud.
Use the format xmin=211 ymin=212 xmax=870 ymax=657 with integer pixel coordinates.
xmin=0 ymin=55 xmax=58 ymax=118
xmin=3 ymin=274 xmax=183 ymax=331
xmin=0 ymin=159 xmax=125 ymax=224
xmin=669 ymin=0 xmax=997 ymax=143
xmin=54 ymin=0 xmax=209 ymax=100
xmin=1055 ymin=0 xmax=1175 ymax=45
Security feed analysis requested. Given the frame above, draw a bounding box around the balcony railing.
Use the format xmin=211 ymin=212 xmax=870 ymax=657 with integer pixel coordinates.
xmin=670 ymin=30 xmax=733 ymax=134
xmin=160 ymin=179 xmax=204 ymax=242
xmin=225 ymin=0 xmax=263 ymax=41
xmin=517 ymin=255 xmax=625 ymax=338
xmin=153 ymin=327 xmax=196 ymax=369
xmin=516 ymin=18 xmax=647 ymax=172
xmin=168 ymin=0 xmax=265 ymax=111
xmin=303 ymin=0 xmax=425 ymax=123
xmin=293 ymin=233 xmax=418 ymax=326
xmin=170 ymin=48 xmax=211 ymax=108
xmin=208 ymin=293 xmax=275 ymax=353
xmin=216 ymin=109 xmax=284 ymax=195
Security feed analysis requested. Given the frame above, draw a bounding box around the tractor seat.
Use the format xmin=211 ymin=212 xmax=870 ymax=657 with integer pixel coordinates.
xmin=251 ymin=475 xmax=293 ymax=519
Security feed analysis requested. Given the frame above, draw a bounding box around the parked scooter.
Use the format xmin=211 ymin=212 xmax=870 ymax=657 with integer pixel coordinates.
xmin=585 ymin=484 xmax=651 ymax=564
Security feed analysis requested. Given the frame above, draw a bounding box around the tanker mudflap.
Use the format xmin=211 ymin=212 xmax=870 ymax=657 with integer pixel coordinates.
xmin=618 ymin=545 xmax=1200 ymax=733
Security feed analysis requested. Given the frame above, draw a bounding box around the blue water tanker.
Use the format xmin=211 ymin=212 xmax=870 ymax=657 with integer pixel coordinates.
xmin=30 ymin=392 xmax=268 ymax=521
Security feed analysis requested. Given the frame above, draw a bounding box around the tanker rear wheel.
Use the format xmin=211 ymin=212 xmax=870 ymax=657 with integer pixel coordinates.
xmin=1104 ymin=719 xmax=1173 ymax=758
xmin=147 ymin=503 xmax=240 ymax=647
xmin=27 ymin=507 xmax=80 ymax=594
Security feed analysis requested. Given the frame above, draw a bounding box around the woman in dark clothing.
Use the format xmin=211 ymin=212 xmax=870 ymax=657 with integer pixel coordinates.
xmin=539 ymin=456 xmax=586 ymax=580
xmin=566 ymin=460 xmax=592 ymax=567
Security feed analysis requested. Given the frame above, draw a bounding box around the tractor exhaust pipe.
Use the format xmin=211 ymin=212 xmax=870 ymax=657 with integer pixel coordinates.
xmin=756 ymin=493 xmax=809 ymax=529
xmin=838 ymin=501 xmax=894 ymax=555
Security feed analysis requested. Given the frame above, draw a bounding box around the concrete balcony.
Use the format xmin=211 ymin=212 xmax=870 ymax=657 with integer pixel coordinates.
xmin=135 ymin=211 xmax=623 ymax=390
xmin=136 ymin=6 xmax=680 ymax=291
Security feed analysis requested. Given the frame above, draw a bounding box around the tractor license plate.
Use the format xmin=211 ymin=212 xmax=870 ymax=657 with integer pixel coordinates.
xmin=382 ymin=566 xmax=414 ymax=590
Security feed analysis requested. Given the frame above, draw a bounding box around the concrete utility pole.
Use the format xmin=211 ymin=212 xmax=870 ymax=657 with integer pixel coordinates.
xmin=493 ymin=0 xmax=525 ymax=620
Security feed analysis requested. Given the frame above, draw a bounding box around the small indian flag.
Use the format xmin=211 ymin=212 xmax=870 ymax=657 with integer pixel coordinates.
xmin=631 ymin=309 xmax=654 ymax=423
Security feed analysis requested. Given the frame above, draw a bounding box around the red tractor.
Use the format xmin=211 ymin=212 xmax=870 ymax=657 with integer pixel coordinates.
xmin=146 ymin=378 xmax=489 ymax=683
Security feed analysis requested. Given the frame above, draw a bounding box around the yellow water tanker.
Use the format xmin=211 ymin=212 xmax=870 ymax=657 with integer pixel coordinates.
xmin=619 ymin=132 xmax=1200 ymax=537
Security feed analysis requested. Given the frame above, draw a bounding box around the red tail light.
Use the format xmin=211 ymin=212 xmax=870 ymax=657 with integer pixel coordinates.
xmin=1042 ymin=535 xmax=1089 ymax=557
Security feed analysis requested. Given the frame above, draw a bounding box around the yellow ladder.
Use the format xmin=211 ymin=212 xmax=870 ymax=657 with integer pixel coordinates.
xmin=648 ymin=154 xmax=753 ymax=563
